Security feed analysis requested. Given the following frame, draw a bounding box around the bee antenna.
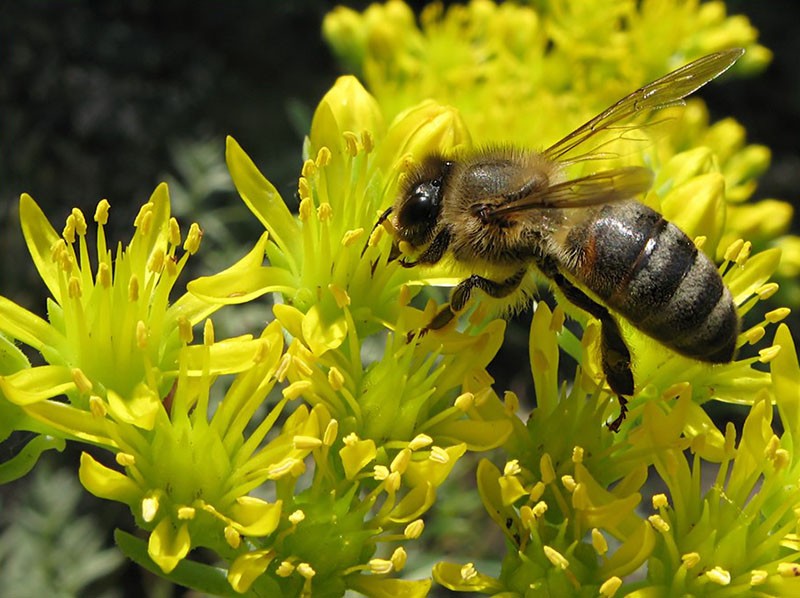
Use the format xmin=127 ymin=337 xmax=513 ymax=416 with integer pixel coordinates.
xmin=361 ymin=206 xmax=394 ymax=257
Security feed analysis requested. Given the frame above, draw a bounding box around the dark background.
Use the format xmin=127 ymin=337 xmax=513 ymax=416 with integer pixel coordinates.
xmin=1 ymin=1 xmax=798 ymax=595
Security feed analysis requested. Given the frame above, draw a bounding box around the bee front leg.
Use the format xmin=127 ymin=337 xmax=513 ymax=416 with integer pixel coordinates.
xmin=537 ymin=258 xmax=633 ymax=431
xmin=408 ymin=269 xmax=527 ymax=342
xmin=399 ymin=228 xmax=452 ymax=268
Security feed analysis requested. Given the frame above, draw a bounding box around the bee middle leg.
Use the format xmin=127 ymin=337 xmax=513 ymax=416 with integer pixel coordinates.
xmin=409 ymin=268 xmax=527 ymax=340
xmin=537 ymin=259 xmax=633 ymax=431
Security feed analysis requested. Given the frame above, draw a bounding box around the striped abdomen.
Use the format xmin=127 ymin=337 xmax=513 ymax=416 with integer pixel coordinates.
xmin=564 ymin=201 xmax=739 ymax=363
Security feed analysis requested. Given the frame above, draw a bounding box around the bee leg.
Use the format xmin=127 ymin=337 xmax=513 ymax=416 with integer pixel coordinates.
xmin=407 ymin=269 xmax=527 ymax=342
xmin=539 ymin=261 xmax=633 ymax=431
xmin=400 ymin=228 xmax=452 ymax=268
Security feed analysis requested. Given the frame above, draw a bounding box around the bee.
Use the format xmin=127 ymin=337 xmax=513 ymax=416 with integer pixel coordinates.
xmin=377 ymin=49 xmax=744 ymax=431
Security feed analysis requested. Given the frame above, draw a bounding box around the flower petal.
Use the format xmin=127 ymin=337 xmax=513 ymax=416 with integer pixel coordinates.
xmin=302 ymin=303 xmax=348 ymax=355
xmin=148 ymin=517 xmax=191 ymax=573
xmin=403 ymin=443 xmax=467 ymax=488
xmin=599 ymin=520 xmax=656 ymax=578
xmin=229 ymin=497 xmax=282 ymax=537
xmin=725 ymin=247 xmax=781 ymax=306
xmin=433 ymin=561 xmax=503 ymax=592
xmin=187 ymin=233 xmax=298 ymax=304
xmin=339 ymin=437 xmax=377 ymax=480
xmin=228 ymin=549 xmax=276 ymax=593
xmin=346 ymin=575 xmax=432 ymax=598
xmin=661 ymin=173 xmax=725 ymax=253
xmin=25 ymin=400 xmax=117 ymax=446
xmin=773 ymin=324 xmax=800 ymax=438
xmin=107 ymin=385 xmax=160 ymax=430
xmin=0 ymin=296 xmax=63 ymax=353
xmin=180 ymin=338 xmax=268 ymax=377
xmin=79 ymin=451 xmax=140 ymax=504
xmin=0 ymin=365 xmax=74 ymax=405
xmin=19 ymin=194 xmax=64 ymax=302
xmin=226 ymin=137 xmax=300 ymax=262
xmin=387 ymin=481 xmax=436 ymax=523
xmin=309 ymin=75 xmax=384 ymax=156
xmin=426 ymin=418 xmax=512 ymax=451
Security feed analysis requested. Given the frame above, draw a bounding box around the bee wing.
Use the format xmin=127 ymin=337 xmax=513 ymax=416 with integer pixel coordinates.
xmin=543 ymin=48 xmax=744 ymax=163
xmin=489 ymin=166 xmax=653 ymax=216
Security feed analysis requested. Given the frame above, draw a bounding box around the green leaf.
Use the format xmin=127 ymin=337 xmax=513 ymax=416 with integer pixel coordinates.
xmin=0 ymin=435 xmax=65 ymax=483
xmin=115 ymin=529 xmax=254 ymax=598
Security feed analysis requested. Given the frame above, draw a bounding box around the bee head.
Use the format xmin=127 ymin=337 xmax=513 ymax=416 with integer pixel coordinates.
xmin=393 ymin=156 xmax=453 ymax=249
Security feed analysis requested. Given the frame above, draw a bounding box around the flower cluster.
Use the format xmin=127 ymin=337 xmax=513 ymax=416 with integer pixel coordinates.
xmin=1 ymin=0 xmax=797 ymax=596
xmin=0 ymin=64 xmax=514 ymax=598
xmin=324 ymin=0 xmax=799 ymax=300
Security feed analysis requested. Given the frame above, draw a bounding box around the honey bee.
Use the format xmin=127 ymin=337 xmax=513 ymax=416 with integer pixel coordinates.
xmin=378 ymin=49 xmax=745 ymax=431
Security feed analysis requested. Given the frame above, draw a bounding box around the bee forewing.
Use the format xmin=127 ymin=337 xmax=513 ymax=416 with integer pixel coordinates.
xmin=543 ymin=48 xmax=744 ymax=162
xmin=490 ymin=166 xmax=654 ymax=215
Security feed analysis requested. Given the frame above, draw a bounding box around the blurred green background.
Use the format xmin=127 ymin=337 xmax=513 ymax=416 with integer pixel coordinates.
xmin=1 ymin=1 xmax=798 ymax=595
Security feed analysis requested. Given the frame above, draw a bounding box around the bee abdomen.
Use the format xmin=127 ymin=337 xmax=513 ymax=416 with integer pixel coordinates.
xmin=569 ymin=202 xmax=739 ymax=363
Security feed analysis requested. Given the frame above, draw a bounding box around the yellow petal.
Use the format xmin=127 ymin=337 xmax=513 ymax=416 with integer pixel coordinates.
xmin=498 ymin=475 xmax=528 ymax=506
xmin=135 ymin=183 xmax=172 ymax=261
xmin=339 ymin=437 xmax=377 ymax=480
xmin=0 ymin=365 xmax=74 ymax=405
xmin=387 ymin=481 xmax=436 ymax=523
xmin=148 ymin=517 xmax=191 ymax=573
xmin=773 ymin=324 xmax=800 ymax=434
xmin=661 ymin=173 xmax=725 ymax=252
xmin=19 ymin=194 xmax=64 ymax=302
xmin=302 ymin=303 xmax=348 ymax=356
xmin=226 ymin=137 xmax=300 ymax=260
xmin=725 ymin=248 xmax=781 ymax=306
xmin=725 ymin=200 xmax=793 ymax=240
xmin=529 ymin=302 xmax=560 ymax=413
xmin=188 ymin=234 xmax=298 ymax=304
xmin=376 ymin=101 xmax=470 ymax=173
xmin=310 ymin=75 xmax=384 ymax=156
xmin=229 ymin=497 xmax=282 ymax=537
xmin=78 ymin=451 xmax=140 ymax=504
xmin=475 ymin=458 xmax=518 ymax=532
xmin=346 ymin=575 xmax=432 ymax=598
xmin=0 ymin=296 xmax=62 ymax=353
xmin=425 ymin=418 xmax=512 ymax=451
xmin=228 ymin=549 xmax=277 ymax=593
xmin=272 ymin=304 xmax=306 ymax=340
xmin=659 ymin=147 xmax=716 ymax=186
xmin=599 ymin=520 xmax=656 ymax=578
xmin=166 ymin=291 xmax=220 ymax=328
xmin=107 ymin=385 xmax=160 ymax=430
xmin=433 ymin=561 xmax=503 ymax=592
xmin=180 ymin=338 xmax=266 ymax=376
xmin=403 ymin=443 xmax=467 ymax=488
xmin=25 ymin=400 xmax=117 ymax=446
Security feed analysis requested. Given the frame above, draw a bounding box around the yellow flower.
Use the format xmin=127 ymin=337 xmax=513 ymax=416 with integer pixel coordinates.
xmin=324 ymin=0 xmax=770 ymax=142
xmin=0 ymin=187 xmax=255 ymax=444
xmin=184 ymin=75 xmax=513 ymax=594
xmin=78 ymin=322 xmax=319 ymax=574
xmin=635 ymin=325 xmax=800 ymax=594
xmin=189 ymin=76 xmax=469 ymax=356
xmin=325 ymin=0 xmax=800 ymax=305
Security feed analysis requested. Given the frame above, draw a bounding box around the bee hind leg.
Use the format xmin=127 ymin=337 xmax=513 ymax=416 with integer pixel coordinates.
xmin=537 ymin=259 xmax=633 ymax=431
xmin=407 ymin=269 xmax=527 ymax=342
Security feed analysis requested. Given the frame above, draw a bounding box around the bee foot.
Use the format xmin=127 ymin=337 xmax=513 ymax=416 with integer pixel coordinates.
xmin=606 ymin=395 xmax=629 ymax=433
xmin=405 ymin=327 xmax=430 ymax=344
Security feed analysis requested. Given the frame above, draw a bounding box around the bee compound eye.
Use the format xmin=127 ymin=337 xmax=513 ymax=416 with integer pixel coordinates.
xmin=398 ymin=180 xmax=441 ymax=228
